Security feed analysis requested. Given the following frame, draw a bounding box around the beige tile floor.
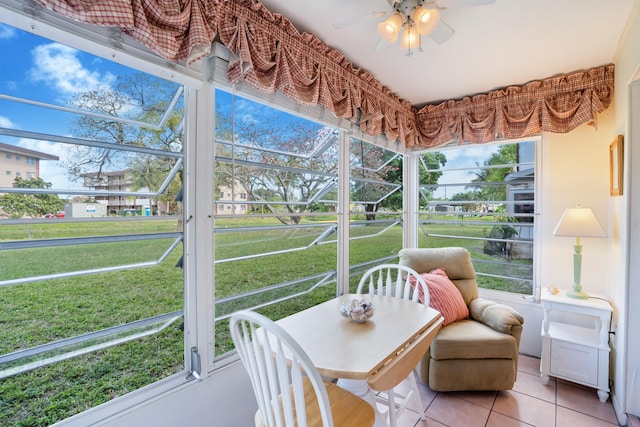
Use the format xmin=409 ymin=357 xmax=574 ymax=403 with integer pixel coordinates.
xmin=375 ymin=354 xmax=621 ymax=427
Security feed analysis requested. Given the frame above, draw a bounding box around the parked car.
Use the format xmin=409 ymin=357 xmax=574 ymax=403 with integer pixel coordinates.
xmin=118 ymin=209 xmax=139 ymax=216
xmin=56 ymin=211 xmax=65 ymax=218
xmin=44 ymin=213 xmax=55 ymax=218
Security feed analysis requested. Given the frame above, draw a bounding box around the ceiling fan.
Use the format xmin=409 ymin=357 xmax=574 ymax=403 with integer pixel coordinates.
xmin=333 ymin=0 xmax=495 ymax=55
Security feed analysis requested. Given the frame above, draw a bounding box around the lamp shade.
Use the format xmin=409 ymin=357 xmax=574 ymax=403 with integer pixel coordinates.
xmin=413 ymin=7 xmax=440 ymax=35
xmin=377 ymin=13 xmax=404 ymax=43
xmin=553 ymin=206 xmax=606 ymax=238
xmin=400 ymin=24 xmax=421 ymax=50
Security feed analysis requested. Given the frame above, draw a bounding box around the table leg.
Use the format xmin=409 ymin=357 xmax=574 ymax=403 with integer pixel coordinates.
xmin=336 ymin=378 xmax=388 ymax=427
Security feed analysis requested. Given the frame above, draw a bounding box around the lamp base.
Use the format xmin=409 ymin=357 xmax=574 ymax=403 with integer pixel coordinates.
xmin=566 ymin=289 xmax=589 ymax=299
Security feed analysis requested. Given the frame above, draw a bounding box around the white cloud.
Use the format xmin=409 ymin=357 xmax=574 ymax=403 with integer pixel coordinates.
xmin=0 ymin=115 xmax=16 ymax=128
xmin=0 ymin=23 xmax=16 ymax=40
xmin=17 ymin=138 xmax=79 ymax=190
xmin=29 ymin=43 xmax=116 ymax=97
xmin=440 ymin=144 xmax=497 ymax=168
xmin=430 ymin=144 xmax=501 ymax=198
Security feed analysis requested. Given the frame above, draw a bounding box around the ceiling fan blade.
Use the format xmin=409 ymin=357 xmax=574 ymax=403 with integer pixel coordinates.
xmin=373 ymin=38 xmax=392 ymax=52
xmin=428 ymin=19 xmax=455 ymax=44
xmin=332 ymin=11 xmax=389 ymax=30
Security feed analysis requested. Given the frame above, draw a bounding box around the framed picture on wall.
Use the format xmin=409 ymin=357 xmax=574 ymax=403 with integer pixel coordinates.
xmin=610 ymin=135 xmax=624 ymax=196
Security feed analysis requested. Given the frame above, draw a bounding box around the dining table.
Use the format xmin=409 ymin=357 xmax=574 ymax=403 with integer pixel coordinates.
xmin=274 ymin=293 xmax=443 ymax=427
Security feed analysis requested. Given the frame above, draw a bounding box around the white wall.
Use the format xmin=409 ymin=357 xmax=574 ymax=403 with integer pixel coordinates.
xmin=537 ymin=115 xmax=614 ymax=297
xmin=612 ymin=0 xmax=640 ymax=420
xmin=95 ymin=361 xmax=256 ymax=427
xmin=479 ymin=289 xmax=543 ymax=357
xmin=625 ymin=81 xmax=640 ymax=419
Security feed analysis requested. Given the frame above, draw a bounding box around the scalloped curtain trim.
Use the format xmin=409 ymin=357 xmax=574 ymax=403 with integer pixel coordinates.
xmin=414 ymin=64 xmax=614 ymax=148
xmin=36 ymin=0 xmax=614 ymax=150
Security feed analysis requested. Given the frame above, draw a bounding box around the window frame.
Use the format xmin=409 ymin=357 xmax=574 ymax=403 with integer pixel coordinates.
xmin=403 ymin=136 xmax=541 ymax=298
xmin=0 ymin=6 xmax=206 ymax=424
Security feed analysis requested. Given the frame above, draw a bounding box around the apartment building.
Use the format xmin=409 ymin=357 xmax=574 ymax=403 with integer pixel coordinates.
xmin=82 ymin=170 xmax=156 ymax=215
xmin=0 ymin=141 xmax=59 ymax=188
xmin=215 ymin=182 xmax=249 ymax=215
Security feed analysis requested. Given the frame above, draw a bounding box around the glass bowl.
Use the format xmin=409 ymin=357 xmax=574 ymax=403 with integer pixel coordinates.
xmin=340 ymin=298 xmax=375 ymax=323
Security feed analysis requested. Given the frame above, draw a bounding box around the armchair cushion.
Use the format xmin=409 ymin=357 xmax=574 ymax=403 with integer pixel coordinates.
xmin=398 ymin=247 xmax=479 ymax=305
xmin=430 ymin=320 xmax=519 ymax=361
xmin=470 ymin=298 xmax=524 ymax=334
xmin=412 ymin=267 xmax=469 ymax=326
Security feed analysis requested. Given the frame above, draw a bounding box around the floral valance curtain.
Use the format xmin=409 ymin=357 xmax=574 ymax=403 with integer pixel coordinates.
xmin=35 ymin=0 xmax=614 ymax=150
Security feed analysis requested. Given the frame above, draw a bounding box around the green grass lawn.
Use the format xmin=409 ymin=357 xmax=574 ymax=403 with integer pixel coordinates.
xmin=0 ymin=215 xmax=532 ymax=426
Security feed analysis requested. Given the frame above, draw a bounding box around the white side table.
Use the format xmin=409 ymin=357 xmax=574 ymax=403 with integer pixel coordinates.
xmin=540 ymin=288 xmax=612 ymax=402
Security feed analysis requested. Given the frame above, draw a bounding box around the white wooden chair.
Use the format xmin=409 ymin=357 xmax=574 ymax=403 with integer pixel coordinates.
xmin=356 ymin=264 xmax=431 ymax=427
xmin=230 ymin=310 xmax=375 ymax=427
xmin=357 ymin=263 xmax=430 ymax=306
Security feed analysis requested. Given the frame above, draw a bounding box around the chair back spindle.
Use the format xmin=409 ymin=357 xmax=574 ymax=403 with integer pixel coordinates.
xmin=231 ymin=311 xmax=332 ymax=427
xmin=357 ymin=264 xmax=430 ymax=306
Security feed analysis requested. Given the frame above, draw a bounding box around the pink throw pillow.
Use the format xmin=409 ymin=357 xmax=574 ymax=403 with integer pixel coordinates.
xmin=411 ymin=267 xmax=469 ymax=326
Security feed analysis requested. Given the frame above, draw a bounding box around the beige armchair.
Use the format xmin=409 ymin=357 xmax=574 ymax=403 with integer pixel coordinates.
xmin=398 ymin=247 xmax=524 ymax=392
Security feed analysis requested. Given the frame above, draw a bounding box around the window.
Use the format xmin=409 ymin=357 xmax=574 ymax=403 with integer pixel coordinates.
xmin=348 ymin=137 xmax=403 ymax=290
xmin=6 ymin=154 xmax=11 ymax=159
xmin=0 ymin=23 xmax=186 ymax=425
xmin=5 ymin=170 xmax=10 ymax=175
xmin=417 ymin=140 xmax=536 ymax=294
xmin=2 ymin=8 xmax=411 ymax=426
xmin=14 ymin=172 xmax=20 ymax=177
xmin=213 ymin=89 xmax=341 ymax=355
xmin=26 ymin=157 xmax=36 ymax=165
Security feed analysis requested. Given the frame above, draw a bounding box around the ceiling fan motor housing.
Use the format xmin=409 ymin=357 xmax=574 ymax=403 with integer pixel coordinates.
xmin=389 ymin=0 xmax=433 ymax=20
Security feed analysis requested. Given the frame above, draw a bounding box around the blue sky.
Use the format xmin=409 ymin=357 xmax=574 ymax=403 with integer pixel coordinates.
xmin=0 ymin=21 xmax=317 ymax=189
xmin=1 ymin=24 xmax=121 ymax=132
xmin=0 ymin=22 xmax=151 ymax=190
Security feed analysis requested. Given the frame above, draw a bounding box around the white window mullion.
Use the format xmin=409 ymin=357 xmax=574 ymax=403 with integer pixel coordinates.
xmin=404 ymin=152 xmax=420 ymax=249
xmin=183 ymin=73 xmax=216 ymax=374
xmin=337 ymin=130 xmax=351 ymax=295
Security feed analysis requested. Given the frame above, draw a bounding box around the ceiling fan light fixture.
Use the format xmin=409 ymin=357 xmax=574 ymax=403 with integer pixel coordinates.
xmin=400 ymin=23 xmax=422 ymax=55
xmin=377 ymin=12 xmax=404 ymax=43
xmin=413 ymin=6 xmax=440 ymax=35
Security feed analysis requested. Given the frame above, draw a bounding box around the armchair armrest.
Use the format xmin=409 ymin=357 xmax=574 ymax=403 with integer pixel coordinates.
xmin=469 ymin=298 xmax=524 ymax=334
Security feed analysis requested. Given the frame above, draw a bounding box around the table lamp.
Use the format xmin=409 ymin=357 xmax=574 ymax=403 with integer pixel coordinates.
xmin=553 ymin=206 xmax=607 ymax=299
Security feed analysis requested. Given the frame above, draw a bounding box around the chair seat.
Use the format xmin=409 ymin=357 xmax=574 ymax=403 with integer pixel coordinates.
xmin=430 ymin=320 xmax=518 ymax=361
xmin=254 ymin=377 xmax=375 ymax=427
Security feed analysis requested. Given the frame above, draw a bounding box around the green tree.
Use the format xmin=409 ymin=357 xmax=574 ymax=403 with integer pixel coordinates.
xmin=378 ymin=151 xmax=447 ymax=213
xmin=450 ymin=189 xmax=483 ymax=212
xmin=469 ymin=144 xmax=520 ymax=256
xmin=350 ymin=141 xmax=400 ymax=220
xmin=64 ymin=74 xmax=184 ymax=214
xmin=0 ymin=177 xmax=65 ymax=218
xmin=128 ymin=111 xmax=184 ymax=215
xmin=471 ymin=144 xmax=517 ymax=203
xmin=215 ymin=109 xmax=337 ymax=224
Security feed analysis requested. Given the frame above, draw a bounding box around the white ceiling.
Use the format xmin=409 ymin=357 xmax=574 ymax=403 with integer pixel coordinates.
xmin=258 ymin=0 xmax=636 ymax=108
